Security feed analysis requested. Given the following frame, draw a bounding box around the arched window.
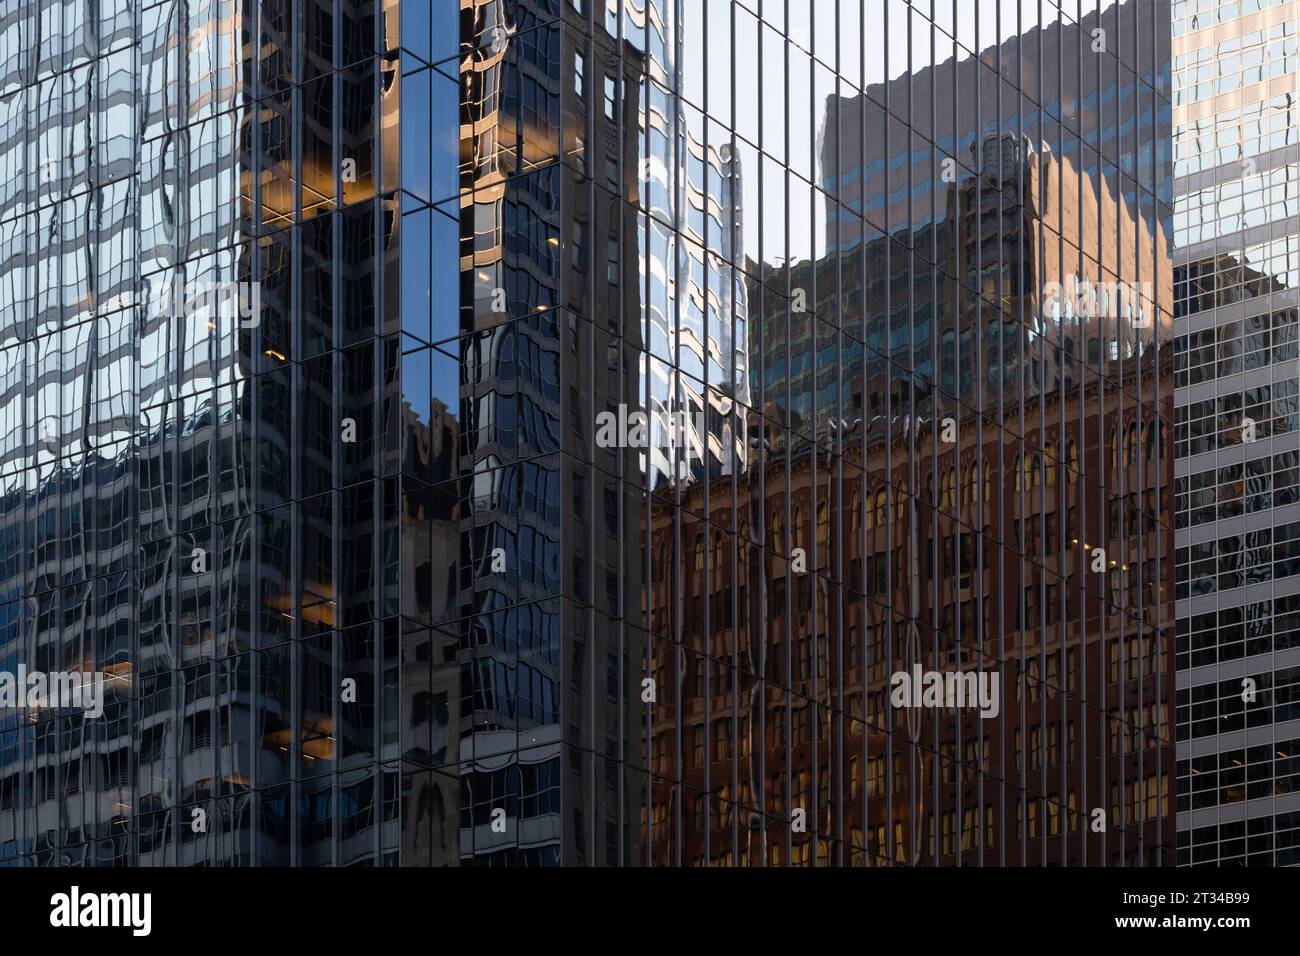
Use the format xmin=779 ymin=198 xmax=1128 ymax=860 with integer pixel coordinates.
xmin=770 ymin=509 xmax=784 ymax=552
xmin=793 ymin=506 xmax=804 ymax=549
xmin=694 ymin=533 xmax=705 ymax=570
xmin=851 ymin=492 xmax=861 ymax=532
xmin=875 ymin=489 xmax=888 ymax=527
xmin=1044 ymin=444 xmax=1057 ymax=486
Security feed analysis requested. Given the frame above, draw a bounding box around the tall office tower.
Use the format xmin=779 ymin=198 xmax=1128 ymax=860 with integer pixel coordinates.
xmin=1171 ymin=0 xmax=1300 ymax=866
xmin=0 ymin=0 xmax=1177 ymax=869
xmin=0 ymin=0 xmax=440 ymax=866
xmin=408 ymin=0 xmax=650 ymax=866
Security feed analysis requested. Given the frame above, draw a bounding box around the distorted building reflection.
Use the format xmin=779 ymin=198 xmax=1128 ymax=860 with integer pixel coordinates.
xmin=642 ymin=0 xmax=1177 ymax=865
xmin=0 ymin=0 xmax=1182 ymax=868
xmin=0 ymin=0 xmax=411 ymax=866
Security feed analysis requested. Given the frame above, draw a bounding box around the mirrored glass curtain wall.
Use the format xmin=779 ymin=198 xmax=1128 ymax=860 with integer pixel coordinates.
xmin=12 ymin=0 xmax=1279 ymax=868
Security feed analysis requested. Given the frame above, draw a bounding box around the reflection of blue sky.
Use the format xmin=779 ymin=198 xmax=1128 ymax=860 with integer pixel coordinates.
xmin=404 ymin=345 xmax=459 ymax=424
xmin=431 ymin=346 xmax=459 ymax=415
xmin=405 ymin=350 xmax=431 ymax=420
xmin=712 ymin=0 xmax=1128 ymax=270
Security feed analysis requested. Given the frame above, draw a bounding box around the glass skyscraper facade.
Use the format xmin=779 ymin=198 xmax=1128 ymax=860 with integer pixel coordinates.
xmin=1172 ymin=0 xmax=1300 ymax=866
xmin=1 ymin=0 xmax=1180 ymax=868
xmin=0 ymin=0 xmax=427 ymax=866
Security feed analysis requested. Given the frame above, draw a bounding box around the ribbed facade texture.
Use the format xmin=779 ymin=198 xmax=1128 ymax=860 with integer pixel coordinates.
xmin=0 ymin=0 xmax=1183 ymax=867
xmin=0 ymin=0 xmax=423 ymax=866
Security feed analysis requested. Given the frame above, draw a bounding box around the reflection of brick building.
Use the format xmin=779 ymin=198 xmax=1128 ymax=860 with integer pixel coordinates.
xmin=647 ymin=360 xmax=1175 ymax=865
xmin=642 ymin=0 xmax=1176 ymax=862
